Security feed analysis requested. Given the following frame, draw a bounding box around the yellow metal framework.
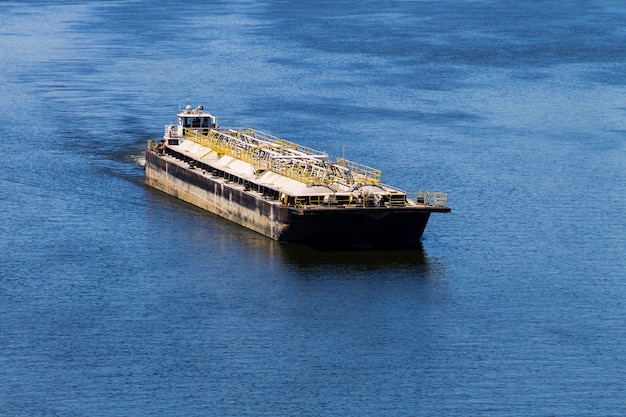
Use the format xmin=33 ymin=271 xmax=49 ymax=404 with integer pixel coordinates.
xmin=149 ymin=128 xmax=448 ymax=209
xmin=184 ymin=128 xmax=381 ymax=186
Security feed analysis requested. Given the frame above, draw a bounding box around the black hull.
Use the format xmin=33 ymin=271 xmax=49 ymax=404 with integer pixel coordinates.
xmin=280 ymin=208 xmax=431 ymax=249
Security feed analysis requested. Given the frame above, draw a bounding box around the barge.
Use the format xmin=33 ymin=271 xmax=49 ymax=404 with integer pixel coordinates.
xmin=144 ymin=104 xmax=450 ymax=248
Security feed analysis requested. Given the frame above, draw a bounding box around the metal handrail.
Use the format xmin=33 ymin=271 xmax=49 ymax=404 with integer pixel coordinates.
xmin=410 ymin=191 xmax=448 ymax=207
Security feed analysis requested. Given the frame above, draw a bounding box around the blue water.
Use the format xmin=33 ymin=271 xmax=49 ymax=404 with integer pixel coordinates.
xmin=2 ymin=1 xmax=626 ymax=415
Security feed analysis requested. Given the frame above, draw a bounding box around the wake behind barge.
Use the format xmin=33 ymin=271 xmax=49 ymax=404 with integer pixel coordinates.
xmin=144 ymin=105 xmax=450 ymax=248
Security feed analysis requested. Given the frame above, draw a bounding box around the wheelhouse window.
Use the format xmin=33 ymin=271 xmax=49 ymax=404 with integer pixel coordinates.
xmin=180 ymin=115 xmax=216 ymax=130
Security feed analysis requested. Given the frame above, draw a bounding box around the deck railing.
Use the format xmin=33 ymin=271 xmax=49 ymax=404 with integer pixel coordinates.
xmin=411 ymin=191 xmax=448 ymax=207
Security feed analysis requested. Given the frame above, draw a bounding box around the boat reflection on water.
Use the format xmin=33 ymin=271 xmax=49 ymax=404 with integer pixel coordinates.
xmin=274 ymin=241 xmax=431 ymax=273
